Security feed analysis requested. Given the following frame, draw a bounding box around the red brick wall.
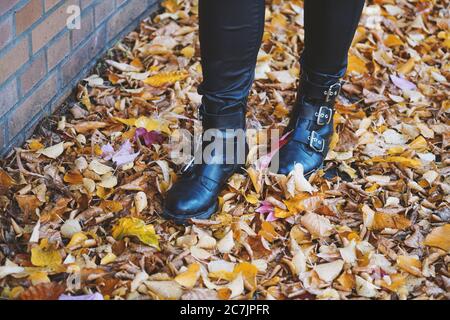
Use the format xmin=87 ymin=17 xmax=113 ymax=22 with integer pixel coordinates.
xmin=0 ymin=0 xmax=160 ymax=155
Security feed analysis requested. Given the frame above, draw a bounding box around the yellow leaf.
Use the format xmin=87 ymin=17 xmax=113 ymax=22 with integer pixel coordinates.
xmin=234 ymin=262 xmax=258 ymax=290
xmin=115 ymin=116 xmax=171 ymax=134
xmin=174 ymin=263 xmax=200 ymax=289
xmin=336 ymin=272 xmax=355 ymax=291
xmin=114 ymin=117 xmax=136 ymax=127
xmin=384 ymin=34 xmax=404 ymax=47
xmin=112 ymin=217 xmax=160 ymax=249
xmin=162 ymin=0 xmax=180 ymax=13
xmin=181 ymin=46 xmax=195 ymax=59
xmin=367 ymin=156 xmax=421 ymax=168
xmin=347 ymin=55 xmax=368 ymax=75
xmin=424 ymin=224 xmax=450 ymax=252
xmin=352 ymin=26 xmax=367 ymax=45
xmin=380 ymin=274 xmax=407 ymax=293
xmin=258 ymin=221 xmax=278 ymax=242
xmin=80 ymin=88 xmax=92 ymax=110
xmin=247 ymin=167 xmax=262 ymax=194
xmin=100 ymin=253 xmax=117 ymax=265
xmin=31 ymin=240 xmax=62 ymax=268
xmin=244 ymin=193 xmax=259 ymax=205
xmin=135 ymin=116 xmax=171 ymax=134
xmin=387 ymin=146 xmax=406 ymax=155
xmin=99 ymin=200 xmax=123 ymax=213
xmin=67 ymin=232 xmax=88 ymax=249
xmin=397 ymin=57 xmax=415 ymax=75
xmin=143 ymin=71 xmax=188 ymax=87
xmin=28 ymin=140 xmax=44 ymax=151
xmin=409 ymin=136 xmax=428 ymax=152
xmin=28 ymin=272 xmax=50 ymax=286
xmin=329 ymin=132 xmax=339 ymax=151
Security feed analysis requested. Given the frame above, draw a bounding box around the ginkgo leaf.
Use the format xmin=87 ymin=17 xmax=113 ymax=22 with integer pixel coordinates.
xmin=112 ymin=217 xmax=160 ymax=249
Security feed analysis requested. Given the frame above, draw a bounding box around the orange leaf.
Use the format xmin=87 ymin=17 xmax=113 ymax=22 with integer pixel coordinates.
xmin=63 ymin=171 xmax=84 ymax=185
xmin=424 ymin=224 xmax=450 ymax=252
xmin=371 ymin=212 xmax=411 ymax=231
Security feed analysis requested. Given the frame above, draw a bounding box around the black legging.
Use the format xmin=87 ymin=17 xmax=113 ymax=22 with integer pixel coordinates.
xmin=198 ymin=0 xmax=365 ymax=114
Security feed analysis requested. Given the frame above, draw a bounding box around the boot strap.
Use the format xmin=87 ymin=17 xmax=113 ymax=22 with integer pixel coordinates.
xmin=292 ymin=129 xmax=327 ymax=155
xmin=299 ymin=77 xmax=342 ymax=103
xmin=199 ymin=104 xmax=245 ymax=130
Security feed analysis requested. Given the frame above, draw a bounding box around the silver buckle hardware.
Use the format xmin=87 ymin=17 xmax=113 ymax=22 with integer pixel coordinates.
xmin=324 ymin=82 xmax=342 ymax=102
xmin=181 ymin=157 xmax=195 ymax=174
xmin=308 ymin=131 xmax=325 ymax=153
xmin=315 ymin=106 xmax=333 ymax=126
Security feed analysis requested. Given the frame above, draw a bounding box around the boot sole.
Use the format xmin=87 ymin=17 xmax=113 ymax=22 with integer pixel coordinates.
xmin=162 ymin=166 xmax=245 ymax=225
xmin=163 ymin=201 xmax=219 ymax=225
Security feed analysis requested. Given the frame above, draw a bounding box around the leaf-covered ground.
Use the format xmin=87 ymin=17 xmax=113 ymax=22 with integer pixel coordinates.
xmin=0 ymin=0 xmax=449 ymax=300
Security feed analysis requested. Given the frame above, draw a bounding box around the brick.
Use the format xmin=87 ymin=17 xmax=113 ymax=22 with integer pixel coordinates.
xmin=0 ymin=0 xmax=20 ymax=16
xmin=20 ymin=53 xmax=47 ymax=94
xmin=46 ymin=31 xmax=70 ymax=70
xmin=15 ymin=0 xmax=43 ymax=35
xmin=8 ymin=72 xmax=58 ymax=139
xmin=107 ymin=0 xmax=149 ymax=41
xmin=61 ymin=27 xmax=106 ymax=87
xmin=72 ymin=8 xmax=94 ymax=47
xmin=31 ymin=0 xmax=78 ymax=53
xmin=0 ymin=79 xmax=18 ymax=117
xmin=0 ymin=37 xmax=29 ymax=85
xmin=80 ymin=0 xmax=95 ymax=10
xmin=45 ymin=0 xmax=62 ymax=12
xmin=94 ymin=0 xmax=115 ymax=26
xmin=0 ymin=16 xmax=13 ymax=50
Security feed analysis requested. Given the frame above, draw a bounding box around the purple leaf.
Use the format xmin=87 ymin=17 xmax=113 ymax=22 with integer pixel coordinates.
xmin=101 ymin=143 xmax=115 ymax=161
xmin=256 ymin=201 xmax=278 ymax=222
xmin=101 ymin=140 xmax=140 ymax=167
xmin=390 ymin=75 xmax=417 ymax=91
xmin=59 ymin=292 xmax=104 ymax=301
xmin=135 ymin=128 xmax=164 ymax=147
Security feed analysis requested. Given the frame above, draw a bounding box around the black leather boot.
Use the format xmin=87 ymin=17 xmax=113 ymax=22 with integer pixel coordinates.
xmin=277 ymin=68 xmax=343 ymax=176
xmin=163 ymin=102 xmax=247 ymax=224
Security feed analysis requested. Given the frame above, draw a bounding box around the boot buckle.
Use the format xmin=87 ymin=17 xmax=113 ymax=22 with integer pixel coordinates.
xmin=324 ymin=82 xmax=342 ymax=102
xmin=308 ymin=131 xmax=325 ymax=153
xmin=316 ymin=106 xmax=333 ymax=126
xmin=181 ymin=157 xmax=195 ymax=174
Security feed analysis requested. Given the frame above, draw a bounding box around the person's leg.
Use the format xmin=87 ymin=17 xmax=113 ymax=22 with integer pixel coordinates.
xmin=164 ymin=0 xmax=265 ymax=224
xmin=198 ymin=0 xmax=266 ymax=114
xmin=277 ymin=0 xmax=365 ymax=176
xmin=302 ymin=0 xmax=366 ymax=76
